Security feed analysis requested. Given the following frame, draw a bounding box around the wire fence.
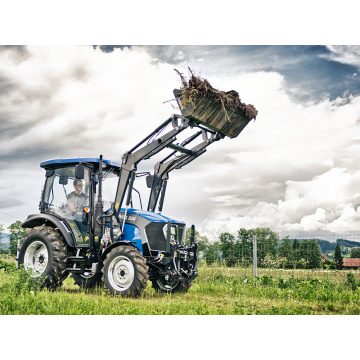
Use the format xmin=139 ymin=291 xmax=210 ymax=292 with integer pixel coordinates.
xmin=198 ymin=233 xmax=360 ymax=280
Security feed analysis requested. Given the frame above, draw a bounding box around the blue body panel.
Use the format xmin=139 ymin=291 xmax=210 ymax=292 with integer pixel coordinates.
xmin=122 ymin=223 xmax=143 ymax=253
xmin=40 ymin=157 xmax=122 ymax=170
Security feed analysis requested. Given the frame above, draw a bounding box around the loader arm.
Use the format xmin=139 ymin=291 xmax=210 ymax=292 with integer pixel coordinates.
xmin=113 ymin=103 xmax=244 ymax=222
xmin=147 ymin=128 xmax=224 ymax=212
xmin=113 ymin=114 xmax=191 ymax=219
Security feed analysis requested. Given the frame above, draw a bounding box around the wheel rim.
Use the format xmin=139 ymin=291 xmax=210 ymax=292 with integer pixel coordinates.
xmin=108 ymin=255 xmax=135 ymax=292
xmin=156 ymin=278 xmax=180 ymax=291
xmin=23 ymin=240 xmax=49 ymax=278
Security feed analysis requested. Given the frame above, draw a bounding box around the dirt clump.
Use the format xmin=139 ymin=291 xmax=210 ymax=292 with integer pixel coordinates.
xmin=175 ymin=68 xmax=258 ymax=121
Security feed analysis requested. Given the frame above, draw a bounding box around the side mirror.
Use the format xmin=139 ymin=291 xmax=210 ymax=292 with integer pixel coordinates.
xmin=59 ymin=175 xmax=68 ymax=185
xmin=146 ymin=175 xmax=154 ymax=188
xmin=75 ymin=164 xmax=85 ymax=179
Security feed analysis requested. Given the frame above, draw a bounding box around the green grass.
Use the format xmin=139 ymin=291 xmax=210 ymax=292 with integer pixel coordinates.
xmin=1 ymin=258 xmax=360 ymax=315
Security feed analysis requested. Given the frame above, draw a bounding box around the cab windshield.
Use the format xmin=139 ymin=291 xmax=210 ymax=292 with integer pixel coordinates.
xmin=42 ymin=166 xmax=91 ymax=246
xmin=101 ymin=170 xmax=119 ymax=211
xmin=43 ymin=166 xmax=91 ymax=219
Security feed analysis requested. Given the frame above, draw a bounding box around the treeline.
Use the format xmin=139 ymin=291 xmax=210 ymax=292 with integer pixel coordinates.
xmin=186 ymin=227 xmax=346 ymax=269
xmin=0 ymin=221 xmax=27 ymax=255
xmin=1 ymin=221 xmax=356 ymax=270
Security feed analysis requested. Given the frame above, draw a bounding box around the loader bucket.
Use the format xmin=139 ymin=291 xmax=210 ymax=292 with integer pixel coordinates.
xmin=174 ymin=89 xmax=253 ymax=139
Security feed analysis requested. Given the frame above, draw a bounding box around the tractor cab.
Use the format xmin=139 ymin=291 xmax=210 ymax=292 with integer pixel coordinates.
xmin=39 ymin=157 xmax=121 ymax=247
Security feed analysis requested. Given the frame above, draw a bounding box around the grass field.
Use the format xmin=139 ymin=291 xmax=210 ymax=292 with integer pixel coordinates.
xmin=1 ymin=257 xmax=360 ymax=315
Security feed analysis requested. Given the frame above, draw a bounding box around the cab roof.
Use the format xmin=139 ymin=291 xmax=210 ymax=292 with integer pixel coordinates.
xmin=40 ymin=157 xmax=122 ymax=170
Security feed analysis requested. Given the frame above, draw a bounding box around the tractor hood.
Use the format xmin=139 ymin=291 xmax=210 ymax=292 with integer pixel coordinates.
xmin=123 ymin=208 xmax=185 ymax=225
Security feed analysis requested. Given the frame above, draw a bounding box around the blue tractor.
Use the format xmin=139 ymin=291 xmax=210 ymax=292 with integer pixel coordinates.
xmin=17 ymin=92 xmax=253 ymax=296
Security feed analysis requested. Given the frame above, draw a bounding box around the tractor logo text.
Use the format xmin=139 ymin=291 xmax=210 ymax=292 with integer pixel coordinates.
xmin=119 ymin=214 xmax=136 ymax=222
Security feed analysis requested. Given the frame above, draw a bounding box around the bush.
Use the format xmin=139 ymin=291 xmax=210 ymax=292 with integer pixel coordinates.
xmin=295 ymin=259 xmax=308 ymax=269
xmin=322 ymin=258 xmax=337 ymax=270
xmin=0 ymin=258 xmax=16 ymax=272
xmin=0 ymin=264 xmax=40 ymax=295
xmin=260 ymin=254 xmax=280 ymax=269
xmin=345 ymin=272 xmax=357 ymax=291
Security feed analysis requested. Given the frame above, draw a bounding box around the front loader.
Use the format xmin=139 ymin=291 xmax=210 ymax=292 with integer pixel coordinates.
xmin=16 ymin=88 xmax=254 ymax=297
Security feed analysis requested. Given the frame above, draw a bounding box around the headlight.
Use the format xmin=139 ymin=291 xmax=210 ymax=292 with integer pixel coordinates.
xmin=163 ymin=223 xmax=177 ymax=242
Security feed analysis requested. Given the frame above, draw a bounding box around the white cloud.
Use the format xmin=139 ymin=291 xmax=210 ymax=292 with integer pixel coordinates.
xmin=201 ymin=168 xmax=360 ymax=240
xmin=2 ymin=45 xmax=360 ymax=243
xmin=323 ymin=45 xmax=360 ymax=68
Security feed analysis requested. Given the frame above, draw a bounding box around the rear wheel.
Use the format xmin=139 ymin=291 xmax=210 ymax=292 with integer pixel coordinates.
xmin=71 ymin=272 xmax=102 ymax=288
xmin=18 ymin=226 xmax=69 ymax=290
xmin=102 ymin=245 xmax=148 ymax=297
xmin=152 ymin=278 xmax=192 ymax=294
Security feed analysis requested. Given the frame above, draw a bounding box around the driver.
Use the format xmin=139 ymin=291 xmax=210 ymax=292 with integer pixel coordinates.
xmin=67 ymin=179 xmax=89 ymax=216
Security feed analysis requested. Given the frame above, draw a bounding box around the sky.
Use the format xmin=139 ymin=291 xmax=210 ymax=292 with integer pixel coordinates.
xmin=1 ymin=45 xmax=360 ymax=241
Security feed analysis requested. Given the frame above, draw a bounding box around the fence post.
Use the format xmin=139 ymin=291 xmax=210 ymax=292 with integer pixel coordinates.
xmin=253 ymin=235 xmax=257 ymax=277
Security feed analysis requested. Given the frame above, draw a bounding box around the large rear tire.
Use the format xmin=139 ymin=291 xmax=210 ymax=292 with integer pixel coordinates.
xmin=18 ymin=226 xmax=69 ymax=290
xmin=102 ymin=245 xmax=148 ymax=297
xmin=151 ymin=278 xmax=192 ymax=294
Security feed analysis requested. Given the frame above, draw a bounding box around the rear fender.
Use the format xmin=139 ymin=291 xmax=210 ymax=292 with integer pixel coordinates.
xmin=22 ymin=214 xmax=76 ymax=248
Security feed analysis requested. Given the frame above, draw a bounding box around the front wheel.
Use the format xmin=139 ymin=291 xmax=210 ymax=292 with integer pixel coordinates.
xmin=102 ymin=246 xmax=148 ymax=297
xmin=152 ymin=278 xmax=192 ymax=294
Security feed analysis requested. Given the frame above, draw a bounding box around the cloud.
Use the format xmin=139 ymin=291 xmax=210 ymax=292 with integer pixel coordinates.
xmin=322 ymin=46 xmax=360 ymax=68
xmin=141 ymin=45 xmax=360 ymax=102
xmin=1 ymin=45 xmax=360 ymax=243
xmin=0 ymin=46 xmax=181 ymax=164
xmin=201 ymin=167 xmax=360 ymax=240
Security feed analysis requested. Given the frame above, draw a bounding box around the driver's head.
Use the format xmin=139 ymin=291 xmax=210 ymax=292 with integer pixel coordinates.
xmin=73 ymin=179 xmax=83 ymax=195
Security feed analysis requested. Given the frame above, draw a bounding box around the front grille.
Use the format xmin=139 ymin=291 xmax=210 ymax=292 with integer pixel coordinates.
xmin=145 ymin=222 xmax=167 ymax=251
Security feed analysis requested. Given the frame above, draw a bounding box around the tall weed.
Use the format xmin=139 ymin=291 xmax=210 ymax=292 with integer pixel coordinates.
xmin=0 ymin=264 xmax=40 ymax=295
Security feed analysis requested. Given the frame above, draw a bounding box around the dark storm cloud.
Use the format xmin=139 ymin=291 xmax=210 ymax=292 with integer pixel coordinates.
xmin=0 ymin=72 xmax=15 ymax=95
xmin=102 ymin=45 xmax=360 ymax=103
xmin=0 ymin=46 xmax=92 ymax=161
xmin=0 ymin=45 xmax=30 ymax=63
xmin=94 ymin=45 xmax=132 ymax=53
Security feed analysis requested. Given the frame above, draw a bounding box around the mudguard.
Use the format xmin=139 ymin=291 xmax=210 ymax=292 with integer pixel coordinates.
xmin=22 ymin=213 xmax=76 ymax=248
xmin=100 ymin=240 xmax=142 ymax=262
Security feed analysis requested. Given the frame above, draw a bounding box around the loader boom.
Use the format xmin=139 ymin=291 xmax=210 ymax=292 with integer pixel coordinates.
xmin=113 ymin=113 xmax=225 ymax=221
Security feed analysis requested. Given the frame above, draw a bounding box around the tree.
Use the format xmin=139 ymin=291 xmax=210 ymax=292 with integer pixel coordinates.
xmin=350 ymin=247 xmax=360 ymax=258
xmin=334 ymin=241 xmax=343 ymax=270
xmin=250 ymin=228 xmax=279 ymax=267
xmin=292 ymin=239 xmax=300 ymax=260
xmin=279 ymin=236 xmax=294 ymax=268
xmin=308 ymin=239 xmax=322 ymax=269
xmin=0 ymin=223 xmax=7 ymax=254
xmin=279 ymin=236 xmax=293 ymax=258
xmin=299 ymin=239 xmax=310 ymax=267
xmin=292 ymin=239 xmax=300 ymax=250
xmin=219 ymin=232 xmax=236 ymax=266
xmin=237 ymin=228 xmax=253 ymax=265
xmin=8 ymin=220 xmax=28 ymax=256
xmin=203 ymin=240 xmax=222 ymax=264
